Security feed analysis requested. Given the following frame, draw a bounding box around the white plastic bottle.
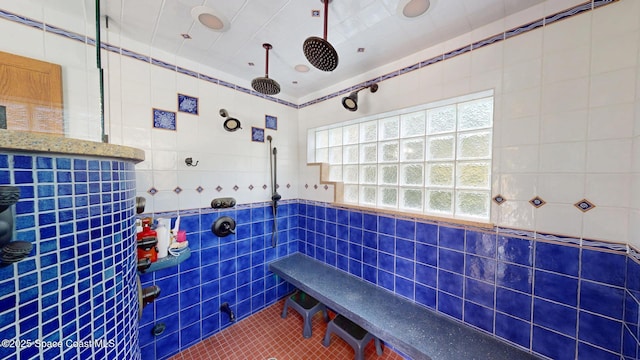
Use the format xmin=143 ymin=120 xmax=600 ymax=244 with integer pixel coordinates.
xmin=155 ymin=219 xmax=170 ymax=259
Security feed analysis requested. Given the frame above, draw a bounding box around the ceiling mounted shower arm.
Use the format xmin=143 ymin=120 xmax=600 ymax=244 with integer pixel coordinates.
xmin=252 ymin=43 xmax=281 ymax=95
xmin=264 ymin=43 xmax=271 ymax=78
xmin=303 ymin=0 xmax=338 ymax=72
xmin=322 ymin=0 xmax=329 ymax=40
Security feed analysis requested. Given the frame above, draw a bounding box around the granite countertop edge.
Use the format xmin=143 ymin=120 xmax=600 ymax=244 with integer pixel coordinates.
xmin=0 ymin=130 xmax=145 ymax=163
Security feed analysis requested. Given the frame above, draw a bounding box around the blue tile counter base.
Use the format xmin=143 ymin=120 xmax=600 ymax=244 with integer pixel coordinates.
xmin=0 ymin=152 xmax=140 ymax=360
xmin=270 ymin=253 xmax=542 ymax=360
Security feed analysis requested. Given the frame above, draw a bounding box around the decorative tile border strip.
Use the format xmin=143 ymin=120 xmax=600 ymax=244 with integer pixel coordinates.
xmin=544 ymin=2 xmax=592 ymax=26
xmin=136 ymin=198 xmax=636 ymax=260
xmin=505 ymin=18 xmax=544 ymax=39
xmin=582 ymin=238 xmax=627 ymax=253
xmin=44 ymin=24 xmax=85 ymax=42
xmin=629 ymin=247 xmax=640 ymax=263
xmin=0 ymin=10 xmax=44 ymax=30
xmin=152 ymin=58 xmax=176 ymax=71
xmin=0 ymin=0 xmax=619 ymax=110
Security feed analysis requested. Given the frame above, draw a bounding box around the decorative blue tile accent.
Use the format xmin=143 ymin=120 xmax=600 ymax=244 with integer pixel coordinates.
xmin=251 ymin=127 xmax=265 ymax=142
xmin=153 ymin=109 xmax=177 ymax=131
xmin=177 ymin=94 xmax=198 ymax=115
xmin=265 ymin=115 xmax=277 ymax=130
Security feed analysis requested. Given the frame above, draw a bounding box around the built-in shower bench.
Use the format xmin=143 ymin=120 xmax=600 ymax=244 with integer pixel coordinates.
xmin=269 ymin=253 xmax=542 ymax=360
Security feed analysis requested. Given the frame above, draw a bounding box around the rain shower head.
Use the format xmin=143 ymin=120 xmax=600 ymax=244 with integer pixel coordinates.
xmin=252 ymin=43 xmax=281 ymax=95
xmin=342 ymin=83 xmax=379 ymax=112
xmin=303 ymin=0 xmax=338 ymax=72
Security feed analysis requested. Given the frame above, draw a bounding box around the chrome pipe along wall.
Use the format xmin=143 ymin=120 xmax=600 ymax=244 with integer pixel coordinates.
xmin=267 ymin=135 xmax=280 ymax=248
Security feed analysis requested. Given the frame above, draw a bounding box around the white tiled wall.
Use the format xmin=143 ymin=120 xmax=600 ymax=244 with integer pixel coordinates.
xmin=298 ymin=0 xmax=640 ymax=246
xmin=2 ymin=0 xmax=639 ymax=247
xmin=102 ymin=36 xmax=300 ymax=213
xmin=0 ymin=1 xmax=101 ymax=141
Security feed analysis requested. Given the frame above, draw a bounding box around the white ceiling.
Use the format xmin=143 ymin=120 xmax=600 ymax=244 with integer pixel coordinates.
xmin=101 ymin=0 xmax=547 ymax=100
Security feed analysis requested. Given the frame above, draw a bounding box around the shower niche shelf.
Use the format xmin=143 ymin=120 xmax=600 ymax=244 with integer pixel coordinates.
xmin=138 ymin=247 xmax=191 ymax=274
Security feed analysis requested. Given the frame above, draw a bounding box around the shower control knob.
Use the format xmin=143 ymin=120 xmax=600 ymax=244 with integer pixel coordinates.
xmin=211 ymin=197 xmax=236 ymax=209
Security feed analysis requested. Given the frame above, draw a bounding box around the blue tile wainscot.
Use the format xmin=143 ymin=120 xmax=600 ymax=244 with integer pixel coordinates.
xmin=138 ymin=200 xmax=640 ymax=360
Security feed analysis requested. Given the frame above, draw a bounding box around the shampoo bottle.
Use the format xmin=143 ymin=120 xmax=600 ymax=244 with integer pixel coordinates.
xmin=156 ymin=219 xmax=170 ymax=259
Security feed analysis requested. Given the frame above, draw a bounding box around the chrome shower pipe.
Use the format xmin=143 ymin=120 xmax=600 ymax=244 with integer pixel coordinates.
xmin=267 ymin=136 xmax=280 ymax=248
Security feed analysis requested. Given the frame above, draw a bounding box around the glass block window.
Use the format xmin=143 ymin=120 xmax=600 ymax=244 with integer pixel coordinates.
xmin=309 ymin=90 xmax=493 ymax=221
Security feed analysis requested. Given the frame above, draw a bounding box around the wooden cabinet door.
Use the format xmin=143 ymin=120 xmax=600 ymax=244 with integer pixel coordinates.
xmin=0 ymin=50 xmax=63 ymax=135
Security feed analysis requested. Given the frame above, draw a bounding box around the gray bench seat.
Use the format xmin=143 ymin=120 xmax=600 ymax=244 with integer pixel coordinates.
xmin=269 ymin=253 xmax=542 ymax=360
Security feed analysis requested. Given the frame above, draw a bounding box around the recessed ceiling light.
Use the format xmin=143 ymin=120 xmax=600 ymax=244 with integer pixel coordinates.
xmin=248 ymin=62 xmax=255 ymax=66
xmin=311 ymin=10 xmax=320 ymax=17
xmin=357 ymin=48 xmax=365 ymax=53
xmin=181 ymin=33 xmax=192 ymax=39
xmin=294 ymin=64 xmax=310 ymax=73
xmin=293 ymin=81 xmax=298 ymax=84
xmin=191 ymin=6 xmax=230 ymax=32
xmin=397 ymin=0 xmax=431 ymax=18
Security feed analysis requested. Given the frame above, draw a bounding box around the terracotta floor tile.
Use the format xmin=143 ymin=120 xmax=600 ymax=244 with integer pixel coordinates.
xmin=169 ymin=298 xmax=405 ymax=360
